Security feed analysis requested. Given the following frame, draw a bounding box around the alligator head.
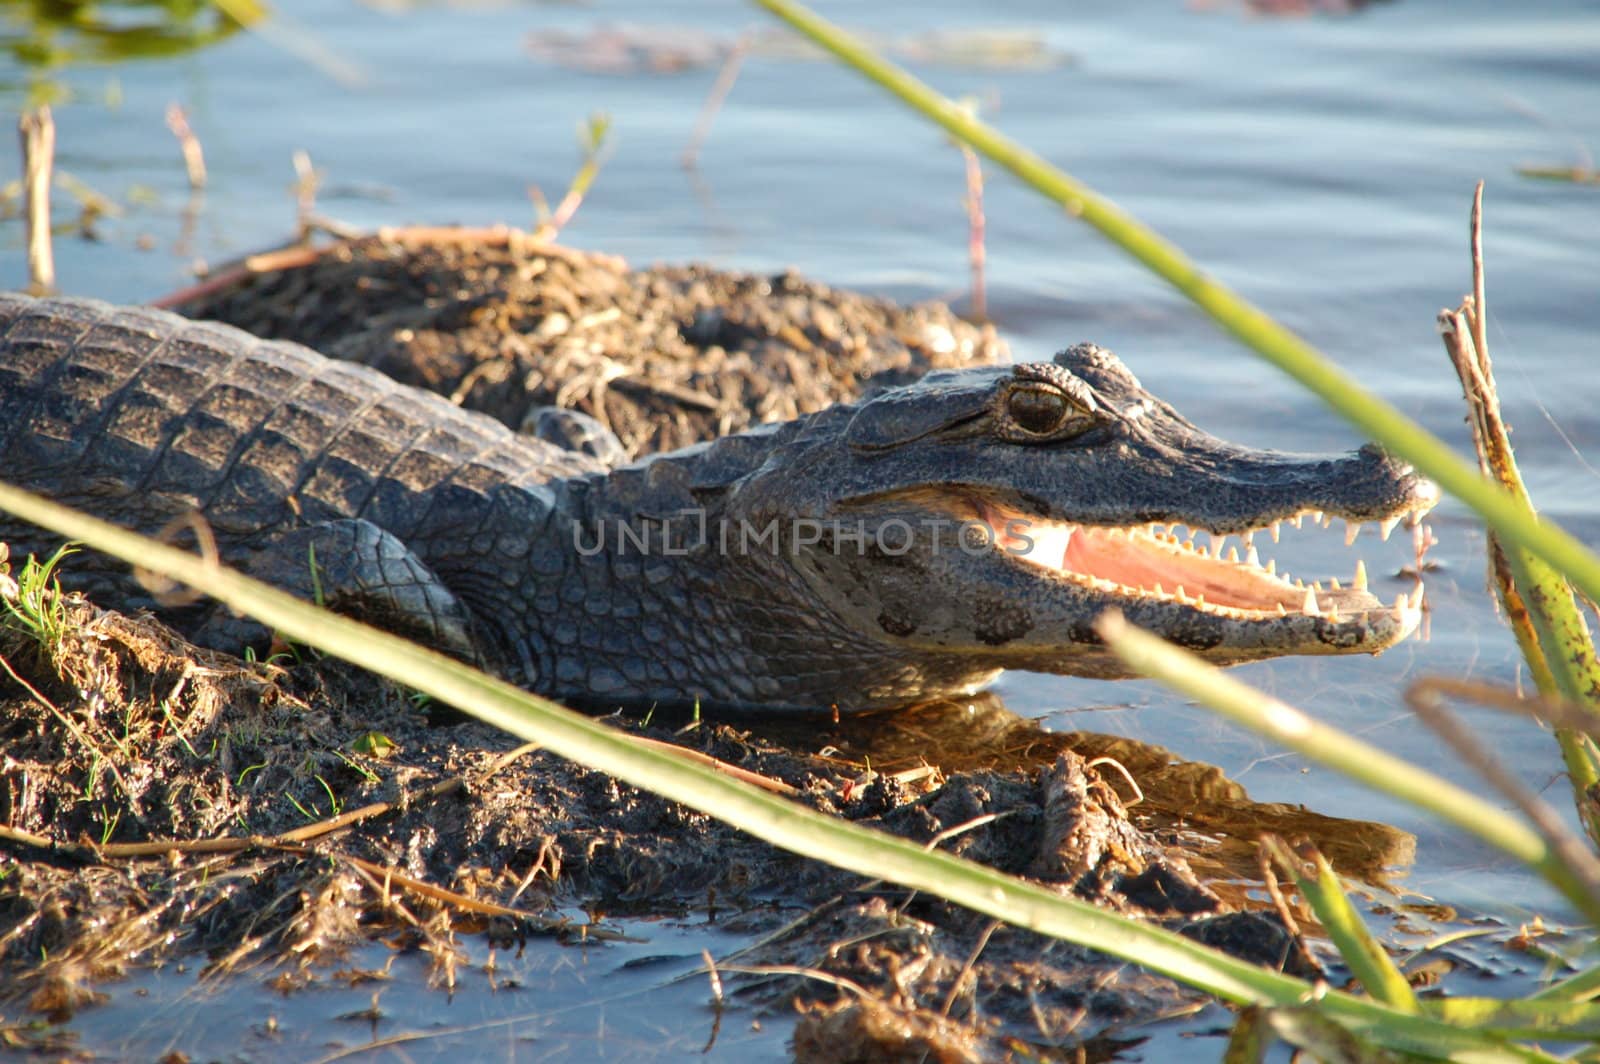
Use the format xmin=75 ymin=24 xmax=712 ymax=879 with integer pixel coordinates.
xmin=669 ymin=344 xmax=1436 ymax=708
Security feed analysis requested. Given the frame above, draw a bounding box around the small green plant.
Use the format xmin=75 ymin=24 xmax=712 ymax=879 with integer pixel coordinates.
xmin=530 ymin=111 xmax=613 ymax=242
xmin=331 ymin=747 xmax=380 ymax=785
xmin=314 ymin=774 xmax=342 ymax=817
xmin=348 ymin=731 xmax=397 ymax=760
xmin=159 ymin=696 xmax=200 ymax=760
xmin=306 ymin=543 xmax=325 ymax=608
xmin=0 ymin=542 xmax=77 ymax=652
xmin=81 ymin=750 xmax=102 ymax=802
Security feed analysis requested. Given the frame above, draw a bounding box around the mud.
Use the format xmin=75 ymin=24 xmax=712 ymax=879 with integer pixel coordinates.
xmin=2 ymin=238 xmax=1407 ymax=1059
xmin=163 ymin=230 xmax=1006 ymax=460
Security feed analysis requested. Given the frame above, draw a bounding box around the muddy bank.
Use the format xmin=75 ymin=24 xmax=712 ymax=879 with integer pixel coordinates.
xmin=0 ymin=562 xmax=1349 ymax=1058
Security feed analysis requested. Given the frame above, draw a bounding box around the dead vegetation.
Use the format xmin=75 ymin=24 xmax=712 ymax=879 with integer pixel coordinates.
xmin=157 ymin=228 xmax=1007 ymax=460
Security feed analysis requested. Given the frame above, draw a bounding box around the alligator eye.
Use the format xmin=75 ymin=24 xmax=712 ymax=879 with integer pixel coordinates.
xmin=1005 ymin=386 xmax=1071 ymax=436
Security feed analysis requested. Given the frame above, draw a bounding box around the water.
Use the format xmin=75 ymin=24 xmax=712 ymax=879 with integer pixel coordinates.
xmin=4 ymin=0 xmax=1599 ymax=1057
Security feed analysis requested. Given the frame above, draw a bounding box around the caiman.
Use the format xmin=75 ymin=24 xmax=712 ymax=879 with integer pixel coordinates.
xmin=0 ymin=294 xmax=1436 ymax=712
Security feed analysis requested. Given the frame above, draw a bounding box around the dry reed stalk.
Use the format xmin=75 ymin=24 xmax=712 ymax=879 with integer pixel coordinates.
xmin=165 ymin=103 xmax=207 ymax=189
xmin=682 ymin=32 xmax=752 ymax=169
xmin=18 ymin=106 xmax=55 ymax=293
xmin=961 ymin=144 xmax=987 ymax=320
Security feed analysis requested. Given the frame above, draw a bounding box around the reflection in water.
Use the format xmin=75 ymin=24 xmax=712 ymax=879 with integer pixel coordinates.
xmin=2 ymin=1 xmax=255 ymax=104
xmin=743 ymin=692 xmax=1416 ymax=892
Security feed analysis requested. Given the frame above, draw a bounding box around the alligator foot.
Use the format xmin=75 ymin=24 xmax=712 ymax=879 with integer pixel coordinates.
xmin=520 ymin=406 xmax=627 ymax=468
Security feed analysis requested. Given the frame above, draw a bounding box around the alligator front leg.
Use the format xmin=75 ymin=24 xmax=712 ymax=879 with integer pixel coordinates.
xmin=192 ymin=518 xmax=480 ymax=664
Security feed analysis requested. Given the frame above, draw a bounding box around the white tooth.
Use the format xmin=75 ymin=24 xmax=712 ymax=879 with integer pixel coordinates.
xmin=1175 ymin=585 xmax=1189 ymax=603
xmin=1353 ymin=559 xmax=1367 ymax=591
xmin=1330 ymin=578 xmax=1342 ymax=590
xmin=1246 ymin=545 xmax=1261 ymax=568
xmin=1344 ymin=521 xmax=1362 ymax=547
xmin=1194 ymin=593 xmax=1206 ymax=606
xmin=1275 ymin=603 xmax=1288 ymax=617
xmin=1210 ymin=535 xmax=1227 ymax=559
xmin=1380 ymin=515 xmax=1401 ymax=541
xmin=1327 ymin=605 xmax=1341 ymax=622
xmin=1290 ymin=514 xmax=1303 ymax=530
xmin=1154 ymin=582 xmax=1166 ymax=596
xmin=1310 ymin=510 xmax=1325 ymax=526
xmin=1269 ymin=521 xmax=1281 ymax=543
xmin=1244 ymin=531 xmax=1255 ymax=548
xmin=1227 ymin=546 xmax=1240 ymax=563
xmin=1303 ymin=587 xmax=1320 ymax=616
xmin=1295 ymin=578 xmax=1305 ymax=588
xmin=1266 ymin=559 xmax=1276 ymax=575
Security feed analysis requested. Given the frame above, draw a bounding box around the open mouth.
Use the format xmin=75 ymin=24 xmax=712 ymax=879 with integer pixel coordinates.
xmin=978 ymin=500 xmax=1433 ymax=628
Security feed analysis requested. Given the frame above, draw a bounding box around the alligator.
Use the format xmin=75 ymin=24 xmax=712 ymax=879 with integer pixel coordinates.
xmin=0 ymin=294 xmax=1437 ymax=713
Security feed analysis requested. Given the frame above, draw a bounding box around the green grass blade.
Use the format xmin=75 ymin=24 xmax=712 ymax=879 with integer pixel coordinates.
xmin=1093 ymin=612 xmax=1600 ymax=927
xmin=751 ymin=0 xmax=1600 ymax=623
xmin=1263 ymin=1007 xmax=1405 ymax=1063
xmin=1531 ymin=963 xmax=1600 ymax=1004
xmin=1225 ymin=1006 xmax=1269 ymax=1064
xmin=1425 ymin=997 xmax=1600 ymax=1040
xmin=1263 ymin=837 xmax=1418 ymax=1013
xmin=0 ymin=482 xmax=1555 ymax=1062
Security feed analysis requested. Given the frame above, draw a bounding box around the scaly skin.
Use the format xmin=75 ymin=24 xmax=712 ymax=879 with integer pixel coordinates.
xmin=0 ymin=294 xmax=1436 ymax=712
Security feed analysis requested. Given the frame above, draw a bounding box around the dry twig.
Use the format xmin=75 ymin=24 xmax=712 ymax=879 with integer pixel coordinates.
xmin=1406 ymin=678 xmax=1600 ymax=905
